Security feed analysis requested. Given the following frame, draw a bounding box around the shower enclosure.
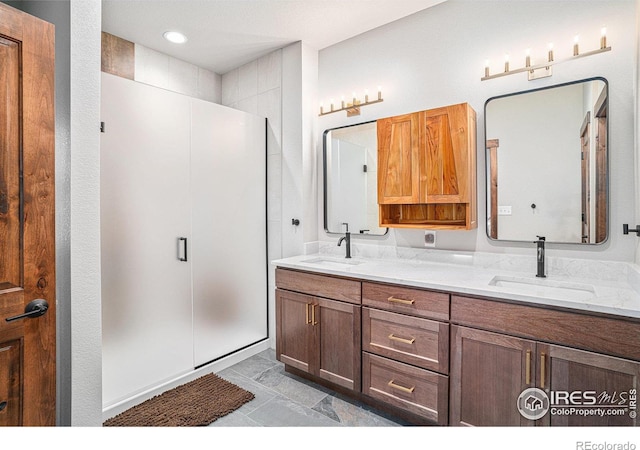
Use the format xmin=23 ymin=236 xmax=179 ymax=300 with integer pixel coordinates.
xmin=100 ymin=73 xmax=268 ymax=408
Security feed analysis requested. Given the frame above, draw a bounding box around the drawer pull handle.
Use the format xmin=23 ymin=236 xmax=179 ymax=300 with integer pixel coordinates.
xmin=387 ymin=296 xmax=415 ymax=305
xmin=388 ymin=334 xmax=415 ymax=345
xmin=305 ymin=304 xmax=311 ymax=324
xmin=388 ymin=380 xmax=415 ymax=394
xmin=540 ymin=352 xmax=546 ymax=389
xmin=525 ymin=349 xmax=531 ymax=385
xmin=311 ymin=304 xmax=317 ymax=326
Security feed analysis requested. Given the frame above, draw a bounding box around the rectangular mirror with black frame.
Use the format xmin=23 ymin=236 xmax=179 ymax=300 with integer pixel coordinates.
xmin=485 ymin=77 xmax=608 ymax=244
xmin=323 ymin=121 xmax=388 ymax=236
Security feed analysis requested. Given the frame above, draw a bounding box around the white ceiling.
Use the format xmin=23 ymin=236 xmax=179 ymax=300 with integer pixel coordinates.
xmin=101 ymin=0 xmax=447 ymax=74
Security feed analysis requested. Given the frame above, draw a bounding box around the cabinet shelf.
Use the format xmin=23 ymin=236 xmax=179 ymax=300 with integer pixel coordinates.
xmin=379 ymin=203 xmax=473 ymax=230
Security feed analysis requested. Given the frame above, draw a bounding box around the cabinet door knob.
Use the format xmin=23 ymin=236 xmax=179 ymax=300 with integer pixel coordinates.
xmin=387 ymin=296 xmax=415 ymax=305
xmin=388 ymin=380 xmax=415 ymax=394
xmin=388 ymin=334 xmax=416 ymax=345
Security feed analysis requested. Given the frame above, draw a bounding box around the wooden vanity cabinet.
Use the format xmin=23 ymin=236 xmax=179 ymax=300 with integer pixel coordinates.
xmin=449 ymin=325 xmax=537 ymax=426
xmin=450 ymin=295 xmax=640 ymax=427
xmin=275 ymin=269 xmax=361 ymax=391
xmin=377 ymin=103 xmax=477 ymax=230
xmin=361 ymin=281 xmax=450 ymax=424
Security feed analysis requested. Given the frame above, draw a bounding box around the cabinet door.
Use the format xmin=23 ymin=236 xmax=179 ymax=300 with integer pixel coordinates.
xmin=377 ymin=113 xmax=420 ymax=204
xmin=316 ymin=297 xmax=362 ymax=391
xmin=276 ymin=289 xmax=315 ymax=374
xmin=420 ymin=104 xmax=474 ymax=204
xmin=539 ymin=343 xmax=639 ymax=426
xmin=450 ymin=325 xmax=536 ymax=426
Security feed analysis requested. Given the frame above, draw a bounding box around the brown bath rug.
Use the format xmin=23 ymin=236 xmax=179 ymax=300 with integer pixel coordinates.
xmin=103 ymin=373 xmax=254 ymax=427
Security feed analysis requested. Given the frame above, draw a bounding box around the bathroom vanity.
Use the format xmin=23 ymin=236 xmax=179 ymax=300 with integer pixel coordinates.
xmin=273 ymin=254 xmax=640 ymax=426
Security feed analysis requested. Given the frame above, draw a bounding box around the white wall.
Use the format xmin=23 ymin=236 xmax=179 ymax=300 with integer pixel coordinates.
xmin=70 ymin=0 xmax=103 ymax=426
xmin=318 ymin=0 xmax=636 ymax=262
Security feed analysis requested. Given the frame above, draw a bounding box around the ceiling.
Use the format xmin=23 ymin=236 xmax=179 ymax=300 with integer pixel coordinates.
xmin=102 ymin=0 xmax=447 ymax=74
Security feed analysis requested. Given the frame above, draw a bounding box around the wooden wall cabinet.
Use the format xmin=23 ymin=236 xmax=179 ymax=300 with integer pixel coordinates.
xmin=377 ymin=103 xmax=477 ymax=230
xmin=275 ymin=269 xmax=361 ymax=391
xmin=450 ymin=296 xmax=640 ymax=427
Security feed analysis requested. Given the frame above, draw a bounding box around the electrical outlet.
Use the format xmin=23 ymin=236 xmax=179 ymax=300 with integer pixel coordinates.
xmin=498 ymin=206 xmax=512 ymax=215
xmin=424 ymin=231 xmax=436 ymax=247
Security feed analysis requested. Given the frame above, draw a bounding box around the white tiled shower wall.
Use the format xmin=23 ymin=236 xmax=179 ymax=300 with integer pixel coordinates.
xmin=133 ymin=43 xmax=222 ymax=103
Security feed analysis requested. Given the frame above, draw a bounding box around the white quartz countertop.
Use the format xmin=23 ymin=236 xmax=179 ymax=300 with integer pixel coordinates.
xmin=272 ymin=253 xmax=640 ymax=320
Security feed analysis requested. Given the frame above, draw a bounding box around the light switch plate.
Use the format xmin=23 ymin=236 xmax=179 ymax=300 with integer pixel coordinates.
xmin=498 ymin=206 xmax=512 ymax=215
xmin=424 ymin=231 xmax=436 ymax=247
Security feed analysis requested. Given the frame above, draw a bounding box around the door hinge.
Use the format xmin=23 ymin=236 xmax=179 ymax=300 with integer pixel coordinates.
xmin=100 ymin=121 xmax=105 ymax=133
xmin=363 ymin=164 xmax=367 ymax=173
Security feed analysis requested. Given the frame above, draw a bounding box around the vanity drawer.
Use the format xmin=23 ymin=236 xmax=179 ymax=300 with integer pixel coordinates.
xmin=451 ymin=295 xmax=640 ymax=361
xmin=362 ymin=352 xmax=448 ymax=425
xmin=275 ymin=268 xmax=361 ymax=304
xmin=363 ymin=307 xmax=449 ymax=374
xmin=362 ymin=281 xmax=449 ymax=320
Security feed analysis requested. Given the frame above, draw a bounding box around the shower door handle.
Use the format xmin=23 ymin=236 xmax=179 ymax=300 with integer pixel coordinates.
xmin=178 ymin=237 xmax=188 ymax=262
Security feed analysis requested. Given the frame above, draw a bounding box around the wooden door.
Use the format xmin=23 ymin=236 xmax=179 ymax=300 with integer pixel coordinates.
xmin=594 ymin=90 xmax=607 ymax=243
xmin=450 ymin=326 xmax=536 ymax=426
xmin=538 ymin=344 xmax=639 ymax=427
xmin=315 ymin=297 xmax=361 ymax=391
xmin=377 ymin=113 xmax=420 ymax=204
xmin=275 ymin=289 xmax=315 ymax=374
xmin=580 ymin=113 xmax=590 ymax=243
xmin=0 ymin=3 xmax=56 ymax=426
xmin=487 ymin=139 xmax=499 ymax=239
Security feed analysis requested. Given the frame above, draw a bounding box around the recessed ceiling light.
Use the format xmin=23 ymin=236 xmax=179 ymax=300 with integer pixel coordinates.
xmin=163 ymin=31 xmax=188 ymax=44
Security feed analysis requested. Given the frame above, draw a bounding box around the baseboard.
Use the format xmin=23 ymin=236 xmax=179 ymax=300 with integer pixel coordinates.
xmin=101 ymin=339 xmax=272 ymax=422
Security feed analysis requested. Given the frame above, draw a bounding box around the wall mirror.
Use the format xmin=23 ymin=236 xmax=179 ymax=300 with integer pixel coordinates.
xmin=485 ymin=77 xmax=608 ymax=244
xmin=323 ymin=121 xmax=388 ymax=236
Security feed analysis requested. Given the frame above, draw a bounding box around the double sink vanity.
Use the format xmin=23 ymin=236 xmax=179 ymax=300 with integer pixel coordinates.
xmin=274 ymin=76 xmax=640 ymax=426
xmin=273 ymin=251 xmax=640 ymax=426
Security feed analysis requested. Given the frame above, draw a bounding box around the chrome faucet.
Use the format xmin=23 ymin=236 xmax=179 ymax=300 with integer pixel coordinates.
xmin=534 ymin=235 xmax=546 ymax=278
xmin=337 ymin=223 xmax=351 ymax=259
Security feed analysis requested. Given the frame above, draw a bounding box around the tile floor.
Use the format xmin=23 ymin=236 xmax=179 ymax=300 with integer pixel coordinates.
xmin=211 ymin=348 xmax=412 ymax=427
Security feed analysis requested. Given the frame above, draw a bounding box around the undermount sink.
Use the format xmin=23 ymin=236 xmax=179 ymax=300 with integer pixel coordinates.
xmin=301 ymin=257 xmax=364 ymax=269
xmin=488 ymin=275 xmax=596 ymax=301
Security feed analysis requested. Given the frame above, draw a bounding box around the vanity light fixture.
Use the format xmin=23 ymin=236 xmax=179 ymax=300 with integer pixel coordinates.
xmin=163 ymin=30 xmax=188 ymax=44
xmin=319 ymin=86 xmax=383 ymax=117
xmin=481 ymin=27 xmax=611 ymax=82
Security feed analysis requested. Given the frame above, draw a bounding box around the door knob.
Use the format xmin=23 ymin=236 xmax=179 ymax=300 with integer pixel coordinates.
xmin=5 ymin=299 xmax=49 ymax=322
